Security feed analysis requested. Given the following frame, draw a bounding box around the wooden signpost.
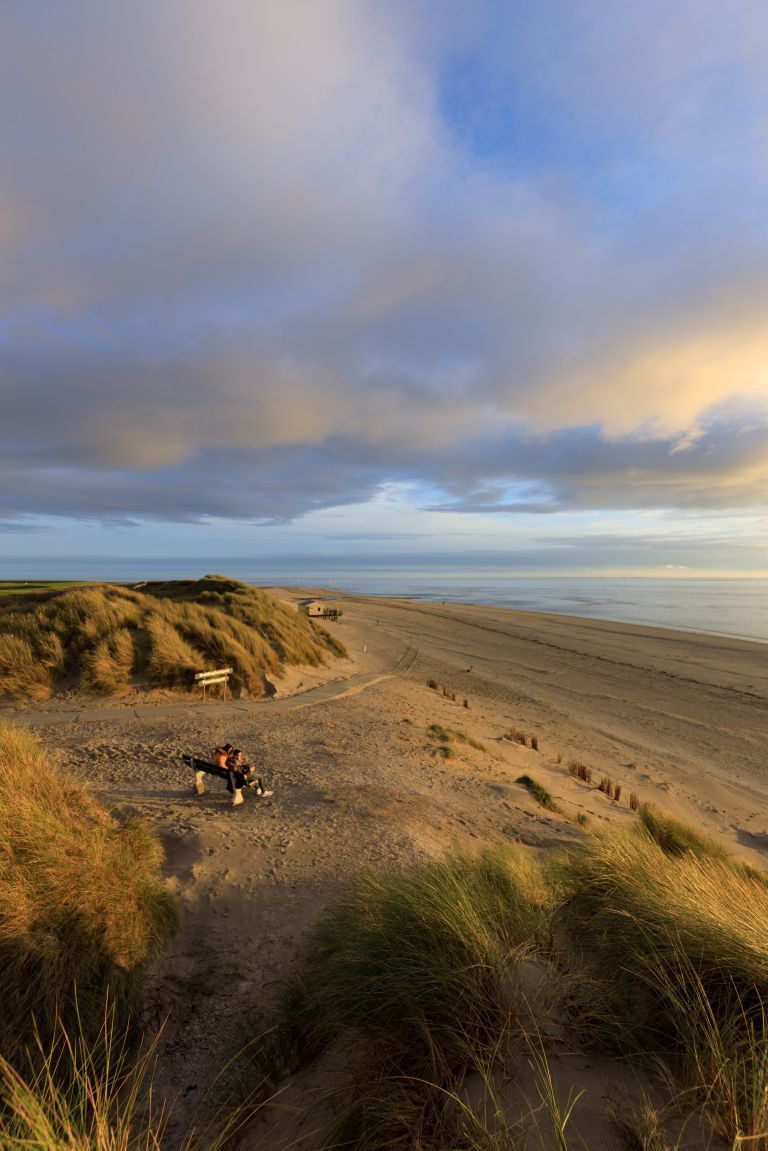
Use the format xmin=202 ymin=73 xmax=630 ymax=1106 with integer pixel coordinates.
xmin=194 ymin=666 xmax=233 ymax=701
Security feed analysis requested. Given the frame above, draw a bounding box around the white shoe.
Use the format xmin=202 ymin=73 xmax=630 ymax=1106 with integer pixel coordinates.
xmin=258 ymin=789 xmax=274 ymax=797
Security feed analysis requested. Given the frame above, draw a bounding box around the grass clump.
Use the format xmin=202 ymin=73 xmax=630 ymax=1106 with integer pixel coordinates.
xmin=280 ymin=850 xmax=550 ymax=1143
xmin=452 ymin=729 xmax=486 ymax=752
xmin=282 ymin=850 xmax=548 ymax=1067
xmin=0 ymin=1008 xmax=164 ymax=1150
xmin=428 ymin=724 xmax=486 ymax=753
xmin=0 ymin=1005 xmax=275 ymax=1151
xmin=504 ymin=728 xmax=528 ymax=746
xmin=568 ymin=760 xmax=593 ymax=784
xmin=516 ymin=774 xmax=559 ymax=812
xmin=637 ymin=803 xmax=730 ymax=861
xmin=281 ymin=814 xmax=768 ymax=1149
xmin=553 ymin=824 xmax=768 ymax=1142
xmin=0 ymin=722 xmax=176 ymax=1074
xmin=0 ymin=574 xmax=346 ymax=700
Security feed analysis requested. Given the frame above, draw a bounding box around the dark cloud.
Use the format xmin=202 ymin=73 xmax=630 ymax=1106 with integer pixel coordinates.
xmin=1 ymin=2 xmax=768 ymax=533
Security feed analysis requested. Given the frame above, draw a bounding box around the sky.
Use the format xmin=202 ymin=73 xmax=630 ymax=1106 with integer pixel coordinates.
xmin=2 ymin=1 xmax=768 ymax=577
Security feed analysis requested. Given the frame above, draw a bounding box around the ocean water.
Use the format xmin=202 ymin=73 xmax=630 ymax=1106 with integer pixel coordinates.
xmin=273 ymin=573 xmax=768 ymax=646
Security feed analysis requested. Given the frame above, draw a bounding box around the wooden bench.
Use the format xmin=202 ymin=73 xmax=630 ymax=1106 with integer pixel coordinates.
xmin=182 ymin=754 xmax=272 ymax=807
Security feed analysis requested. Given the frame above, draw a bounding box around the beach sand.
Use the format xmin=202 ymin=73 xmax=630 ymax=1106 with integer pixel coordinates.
xmin=9 ymin=590 xmax=768 ymax=1146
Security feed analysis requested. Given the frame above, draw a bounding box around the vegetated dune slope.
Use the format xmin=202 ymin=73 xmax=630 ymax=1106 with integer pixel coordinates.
xmin=0 ymin=720 xmax=176 ymax=1074
xmin=0 ymin=574 xmax=345 ymax=700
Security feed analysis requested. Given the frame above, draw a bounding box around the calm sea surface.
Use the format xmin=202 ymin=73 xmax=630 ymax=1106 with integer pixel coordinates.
xmin=3 ymin=558 xmax=767 ymax=644
xmin=297 ymin=574 xmax=768 ymax=645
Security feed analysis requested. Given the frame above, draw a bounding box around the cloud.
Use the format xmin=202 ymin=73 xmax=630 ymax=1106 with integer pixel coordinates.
xmin=1 ymin=1 xmax=768 ymax=532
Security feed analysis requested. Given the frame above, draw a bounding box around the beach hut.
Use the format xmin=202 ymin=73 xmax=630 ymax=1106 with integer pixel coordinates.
xmin=299 ymin=598 xmax=341 ymax=621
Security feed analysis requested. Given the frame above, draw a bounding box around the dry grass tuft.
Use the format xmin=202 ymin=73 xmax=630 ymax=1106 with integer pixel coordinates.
xmin=598 ymin=775 xmax=622 ymax=799
xmin=504 ymin=728 xmax=528 ymax=746
xmin=568 ymin=760 xmax=593 ymax=783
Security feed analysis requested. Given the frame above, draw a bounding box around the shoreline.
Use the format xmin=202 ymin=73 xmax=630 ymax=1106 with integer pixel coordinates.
xmin=330 ymin=586 xmax=768 ymax=648
xmin=320 ymin=582 xmax=768 ymax=647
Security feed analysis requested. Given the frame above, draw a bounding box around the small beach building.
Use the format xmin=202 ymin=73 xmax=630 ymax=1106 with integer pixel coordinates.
xmin=299 ymin=598 xmax=341 ymax=621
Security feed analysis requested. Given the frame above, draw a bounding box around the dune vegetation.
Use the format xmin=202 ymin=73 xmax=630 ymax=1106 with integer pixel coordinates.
xmin=0 ymin=723 xmax=260 ymax=1149
xmin=0 ymin=574 xmax=346 ymax=701
xmin=4 ymin=733 xmax=767 ymax=1151
xmin=280 ymin=808 xmax=768 ymax=1149
xmin=0 ymin=722 xmax=176 ymax=1078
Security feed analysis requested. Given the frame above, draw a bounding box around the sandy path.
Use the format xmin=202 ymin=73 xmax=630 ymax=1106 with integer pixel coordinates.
xmin=10 ymin=590 xmax=768 ymax=1145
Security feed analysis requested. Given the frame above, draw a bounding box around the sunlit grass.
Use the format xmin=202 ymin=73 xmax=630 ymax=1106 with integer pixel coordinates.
xmin=0 ymin=722 xmax=176 ymax=1073
xmin=0 ymin=573 xmax=346 ymax=700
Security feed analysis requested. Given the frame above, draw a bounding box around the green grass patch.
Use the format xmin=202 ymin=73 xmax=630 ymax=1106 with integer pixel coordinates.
xmin=516 ymin=774 xmax=559 ymax=811
xmin=638 ymin=803 xmax=730 ymax=860
xmin=428 ymin=723 xmax=453 ymax=743
xmin=427 ymin=724 xmax=486 ymax=752
xmin=0 ymin=581 xmax=88 ymax=599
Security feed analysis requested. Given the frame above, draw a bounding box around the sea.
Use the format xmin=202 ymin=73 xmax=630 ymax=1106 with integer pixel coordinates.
xmin=284 ymin=572 xmax=768 ymax=645
xmin=5 ymin=559 xmax=767 ymax=645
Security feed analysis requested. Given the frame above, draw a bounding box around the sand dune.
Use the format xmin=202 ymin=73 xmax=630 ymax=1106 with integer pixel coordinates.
xmin=8 ymin=589 xmax=768 ymax=1144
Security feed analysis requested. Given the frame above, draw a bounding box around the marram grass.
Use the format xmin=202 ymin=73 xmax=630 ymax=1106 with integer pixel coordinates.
xmin=552 ymin=819 xmax=768 ymax=1144
xmin=0 ymin=722 xmax=176 ymax=1073
xmin=279 ymin=849 xmax=554 ymax=1147
xmin=0 ymin=1006 xmax=275 ymax=1151
xmin=637 ymin=802 xmax=731 ymax=861
xmin=0 ymin=573 xmax=345 ymax=700
xmin=278 ymin=812 xmax=768 ymax=1150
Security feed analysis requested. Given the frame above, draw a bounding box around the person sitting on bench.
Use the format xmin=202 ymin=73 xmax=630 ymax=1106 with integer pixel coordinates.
xmin=215 ymin=743 xmax=233 ymax=770
xmin=185 ymin=747 xmax=273 ymax=806
xmin=225 ymin=748 xmax=272 ymax=800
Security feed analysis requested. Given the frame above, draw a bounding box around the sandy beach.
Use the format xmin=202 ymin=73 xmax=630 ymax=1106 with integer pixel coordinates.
xmin=9 ymin=590 xmax=768 ymax=1145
